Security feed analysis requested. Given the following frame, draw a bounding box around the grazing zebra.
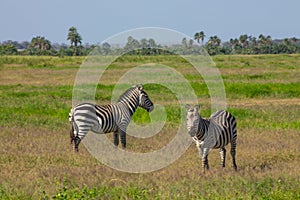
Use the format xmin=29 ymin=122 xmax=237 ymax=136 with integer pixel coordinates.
xmin=185 ymin=104 xmax=237 ymax=172
xmin=69 ymin=84 xmax=154 ymax=152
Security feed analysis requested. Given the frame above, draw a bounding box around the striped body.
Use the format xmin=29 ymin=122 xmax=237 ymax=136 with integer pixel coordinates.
xmin=69 ymin=84 xmax=154 ymax=152
xmin=186 ymin=105 xmax=237 ymax=172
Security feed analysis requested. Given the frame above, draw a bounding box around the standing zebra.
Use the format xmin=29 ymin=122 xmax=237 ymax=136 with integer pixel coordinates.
xmin=69 ymin=84 xmax=154 ymax=152
xmin=185 ymin=104 xmax=237 ymax=172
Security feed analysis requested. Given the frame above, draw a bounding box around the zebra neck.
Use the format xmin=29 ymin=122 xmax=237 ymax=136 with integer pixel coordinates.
xmin=118 ymin=100 xmax=138 ymax=116
xmin=117 ymin=89 xmax=139 ymax=116
xmin=197 ymin=117 xmax=210 ymax=139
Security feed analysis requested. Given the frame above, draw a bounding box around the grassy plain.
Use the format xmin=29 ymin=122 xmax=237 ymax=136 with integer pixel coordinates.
xmin=0 ymin=54 xmax=299 ymax=199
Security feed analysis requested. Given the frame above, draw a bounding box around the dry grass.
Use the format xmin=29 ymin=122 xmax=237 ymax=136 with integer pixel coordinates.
xmin=0 ymin=55 xmax=299 ymax=199
xmin=0 ymin=68 xmax=77 ymax=86
xmin=1 ymin=126 xmax=299 ymax=198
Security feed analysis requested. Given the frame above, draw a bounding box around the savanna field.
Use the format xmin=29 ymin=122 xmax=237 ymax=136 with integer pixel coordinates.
xmin=0 ymin=54 xmax=299 ymax=199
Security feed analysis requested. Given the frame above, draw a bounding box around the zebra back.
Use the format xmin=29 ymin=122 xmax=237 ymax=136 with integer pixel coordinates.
xmin=186 ymin=105 xmax=237 ymax=149
xmin=206 ymin=110 xmax=237 ymax=149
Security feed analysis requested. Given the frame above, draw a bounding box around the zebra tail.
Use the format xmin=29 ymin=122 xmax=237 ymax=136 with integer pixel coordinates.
xmin=69 ymin=109 xmax=75 ymax=144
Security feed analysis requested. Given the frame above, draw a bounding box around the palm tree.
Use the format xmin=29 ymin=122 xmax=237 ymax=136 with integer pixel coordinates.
xmin=258 ymin=34 xmax=272 ymax=46
xmin=67 ymin=27 xmax=82 ymax=47
xmin=199 ymin=31 xmax=205 ymax=45
xmin=67 ymin=27 xmax=82 ymax=55
xmin=249 ymin=36 xmax=257 ymax=46
xmin=194 ymin=32 xmax=200 ymax=43
xmin=265 ymin=35 xmax=272 ymax=45
xmin=258 ymin=34 xmax=265 ymax=46
xmin=230 ymin=38 xmax=239 ymax=53
xmin=207 ymin=35 xmax=221 ymax=46
xmin=29 ymin=36 xmax=52 ymax=51
xmin=239 ymin=34 xmax=249 ymax=48
xmin=194 ymin=31 xmax=205 ymax=45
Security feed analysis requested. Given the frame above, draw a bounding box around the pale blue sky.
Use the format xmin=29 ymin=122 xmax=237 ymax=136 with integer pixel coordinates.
xmin=1 ymin=0 xmax=299 ymax=44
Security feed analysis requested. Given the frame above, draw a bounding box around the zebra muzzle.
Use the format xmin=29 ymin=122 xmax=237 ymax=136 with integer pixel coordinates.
xmin=147 ymin=106 xmax=154 ymax=112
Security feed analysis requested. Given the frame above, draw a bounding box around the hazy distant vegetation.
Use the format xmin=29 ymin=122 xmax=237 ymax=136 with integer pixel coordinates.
xmin=1 ymin=28 xmax=300 ymax=56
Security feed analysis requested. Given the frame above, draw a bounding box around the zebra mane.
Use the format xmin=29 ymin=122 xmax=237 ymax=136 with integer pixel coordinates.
xmin=117 ymin=85 xmax=139 ymax=103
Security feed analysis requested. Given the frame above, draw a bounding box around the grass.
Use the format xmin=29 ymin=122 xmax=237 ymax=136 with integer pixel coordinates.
xmin=0 ymin=55 xmax=83 ymax=68
xmin=0 ymin=54 xmax=300 ymax=199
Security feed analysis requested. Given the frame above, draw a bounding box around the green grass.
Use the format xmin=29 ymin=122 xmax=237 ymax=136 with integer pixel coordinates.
xmin=228 ymin=106 xmax=300 ymax=130
xmin=39 ymin=176 xmax=299 ymax=200
xmin=0 ymin=55 xmax=299 ymax=199
xmin=2 ymin=176 xmax=298 ymax=199
xmin=225 ymin=82 xmax=300 ymax=98
xmin=1 ymin=82 xmax=298 ymax=130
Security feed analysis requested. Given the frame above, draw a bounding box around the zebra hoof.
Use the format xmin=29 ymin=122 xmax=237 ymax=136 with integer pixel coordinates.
xmin=73 ymin=145 xmax=78 ymax=152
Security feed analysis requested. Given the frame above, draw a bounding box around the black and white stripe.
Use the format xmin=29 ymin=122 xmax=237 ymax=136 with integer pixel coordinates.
xmin=69 ymin=84 xmax=154 ymax=152
xmin=185 ymin=104 xmax=237 ymax=172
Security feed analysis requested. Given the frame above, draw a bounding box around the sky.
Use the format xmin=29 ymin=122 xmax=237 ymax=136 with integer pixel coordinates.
xmin=1 ymin=0 xmax=300 ymax=44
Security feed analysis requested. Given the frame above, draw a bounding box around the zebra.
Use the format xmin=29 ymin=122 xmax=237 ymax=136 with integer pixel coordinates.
xmin=185 ymin=104 xmax=237 ymax=172
xmin=69 ymin=84 xmax=154 ymax=152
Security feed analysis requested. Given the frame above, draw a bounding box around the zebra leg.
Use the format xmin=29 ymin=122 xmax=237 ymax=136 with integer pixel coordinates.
xmin=73 ymin=125 xmax=89 ymax=152
xmin=219 ymin=147 xmax=226 ymax=168
xmin=70 ymin=119 xmax=82 ymax=152
xmin=230 ymin=140 xmax=237 ymax=171
xmin=120 ymin=130 xmax=126 ymax=149
xmin=70 ymin=122 xmax=75 ymax=145
xmin=113 ymin=131 xmax=119 ymax=147
xmin=74 ymin=136 xmax=81 ymax=152
xmin=201 ymin=148 xmax=210 ymax=173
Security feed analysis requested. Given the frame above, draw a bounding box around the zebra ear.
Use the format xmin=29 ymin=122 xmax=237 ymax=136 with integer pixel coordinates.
xmin=194 ymin=105 xmax=200 ymax=112
xmin=137 ymin=84 xmax=143 ymax=91
xmin=185 ymin=104 xmax=191 ymax=111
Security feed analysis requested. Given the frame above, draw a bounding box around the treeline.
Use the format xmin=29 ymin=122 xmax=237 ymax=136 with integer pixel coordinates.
xmin=202 ymin=34 xmax=300 ymax=55
xmin=0 ymin=27 xmax=95 ymax=56
xmin=1 ymin=28 xmax=300 ymax=56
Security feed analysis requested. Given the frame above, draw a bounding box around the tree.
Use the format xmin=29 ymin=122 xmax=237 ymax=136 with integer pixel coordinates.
xmin=67 ymin=27 xmax=82 ymax=56
xmin=283 ymin=38 xmax=291 ymax=46
xmin=207 ymin=35 xmax=221 ymax=46
xmin=258 ymin=34 xmax=272 ymax=46
xmin=0 ymin=44 xmax=18 ymax=55
xmin=28 ymin=36 xmax=52 ymax=55
xmin=290 ymin=37 xmax=298 ymax=44
xmin=181 ymin=37 xmax=188 ymax=48
xmin=194 ymin=31 xmax=205 ymax=45
xmin=248 ymin=36 xmax=257 ymax=46
xmin=67 ymin=27 xmax=82 ymax=47
xmin=102 ymin=42 xmax=111 ymax=49
xmin=148 ymin=38 xmax=156 ymax=48
xmin=199 ymin=31 xmax=205 ymax=44
xmin=206 ymin=35 xmax=222 ymax=55
xmin=124 ymin=36 xmax=140 ymax=53
xmin=239 ymin=34 xmax=249 ymax=48
xmin=194 ymin=32 xmax=200 ymax=43
xmin=229 ymin=38 xmax=240 ymax=53
xmin=188 ymin=39 xmax=194 ymax=48
xmin=140 ymin=38 xmax=148 ymax=49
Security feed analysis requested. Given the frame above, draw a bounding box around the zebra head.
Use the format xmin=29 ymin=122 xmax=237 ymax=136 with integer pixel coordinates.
xmin=185 ymin=104 xmax=200 ymax=137
xmin=137 ymin=84 xmax=154 ymax=112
